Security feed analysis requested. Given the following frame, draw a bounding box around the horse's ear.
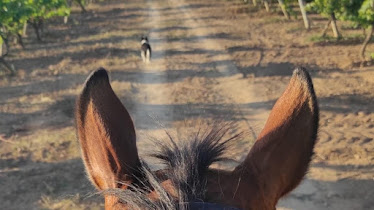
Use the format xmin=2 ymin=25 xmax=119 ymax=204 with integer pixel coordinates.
xmin=76 ymin=68 xmax=141 ymax=190
xmin=238 ymin=68 xmax=319 ymax=202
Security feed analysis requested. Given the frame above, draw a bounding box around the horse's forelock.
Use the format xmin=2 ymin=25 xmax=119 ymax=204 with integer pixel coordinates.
xmin=104 ymin=123 xmax=241 ymax=209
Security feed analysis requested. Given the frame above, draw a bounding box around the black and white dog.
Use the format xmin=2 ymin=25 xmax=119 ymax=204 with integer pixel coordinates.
xmin=140 ymin=36 xmax=151 ymax=63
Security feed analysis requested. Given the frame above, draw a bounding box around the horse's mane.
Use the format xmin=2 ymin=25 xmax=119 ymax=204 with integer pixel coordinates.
xmin=105 ymin=124 xmax=241 ymax=210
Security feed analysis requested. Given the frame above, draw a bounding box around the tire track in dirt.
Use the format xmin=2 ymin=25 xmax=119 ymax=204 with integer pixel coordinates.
xmin=165 ymin=0 xmax=275 ymax=161
xmin=131 ymin=0 xmax=177 ymax=166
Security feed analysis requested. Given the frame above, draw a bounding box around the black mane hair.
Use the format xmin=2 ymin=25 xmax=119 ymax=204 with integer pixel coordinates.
xmin=105 ymin=124 xmax=241 ymax=210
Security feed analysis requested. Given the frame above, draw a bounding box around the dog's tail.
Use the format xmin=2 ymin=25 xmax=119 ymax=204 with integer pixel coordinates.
xmin=146 ymin=49 xmax=151 ymax=63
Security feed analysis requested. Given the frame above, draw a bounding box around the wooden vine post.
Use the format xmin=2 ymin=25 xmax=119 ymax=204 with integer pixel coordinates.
xmin=298 ymin=0 xmax=310 ymax=29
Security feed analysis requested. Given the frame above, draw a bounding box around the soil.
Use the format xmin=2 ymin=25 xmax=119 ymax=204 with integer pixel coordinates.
xmin=0 ymin=0 xmax=373 ymax=209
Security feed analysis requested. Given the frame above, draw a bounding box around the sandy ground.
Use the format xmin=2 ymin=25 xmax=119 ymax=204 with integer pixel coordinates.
xmin=0 ymin=0 xmax=373 ymax=209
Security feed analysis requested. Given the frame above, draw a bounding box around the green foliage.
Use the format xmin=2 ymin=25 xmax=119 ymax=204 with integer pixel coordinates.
xmin=307 ymin=0 xmax=342 ymax=16
xmin=358 ymin=0 xmax=374 ymax=27
xmin=283 ymin=0 xmax=298 ymax=18
xmin=307 ymin=0 xmax=374 ymax=27
xmin=0 ymin=0 xmax=32 ymax=41
xmin=27 ymin=0 xmax=70 ymax=22
xmin=327 ymin=0 xmax=374 ymax=28
xmin=337 ymin=0 xmax=363 ymax=21
xmin=0 ymin=0 xmax=70 ymax=44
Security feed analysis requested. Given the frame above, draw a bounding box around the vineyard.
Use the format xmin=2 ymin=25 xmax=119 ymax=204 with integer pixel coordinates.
xmin=0 ymin=0 xmax=373 ymax=209
xmin=0 ymin=0 xmax=77 ymax=73
xmin=1 ymin=0 xmax=374 ymax=74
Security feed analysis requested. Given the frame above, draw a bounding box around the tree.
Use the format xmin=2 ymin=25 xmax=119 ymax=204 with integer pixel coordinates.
xmin=0 ymin=0 xmax=31 ymax=48
xmin=27 ymin=0 xmax=70 ymax=41
xmin=74 ymin=0 xmax=87 ymax=13
xmin=0 ymin=37 xmax=15 ymax=74
xmin=0 ymin=0 xmax=31 ymax=73
xmin=308 ymin=0 xmax=342 ymax=38
xmin=333 ymin=0 xmax=374 ymax=61
xmin=0 ymin=0 xmax=70 ymax=73
xmin=357 ymin=0 xmax=374 ymax=61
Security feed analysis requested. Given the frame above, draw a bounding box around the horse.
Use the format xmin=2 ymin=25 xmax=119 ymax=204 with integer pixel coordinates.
xmin=75 ymin=67 xmax=319 ymax=209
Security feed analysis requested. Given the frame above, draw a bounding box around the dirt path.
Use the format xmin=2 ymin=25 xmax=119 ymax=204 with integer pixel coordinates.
xmin=116 ymin=1 xmax=374 ymax=209
xmin=0 ymin=0 xmax=373 ymax=209
xmin=132 ymin=0 xmax=260 ymax=159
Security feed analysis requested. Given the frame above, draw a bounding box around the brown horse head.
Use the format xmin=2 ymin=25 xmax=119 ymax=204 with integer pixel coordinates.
xmin=75 ymin=67 xmax=318 ymax=209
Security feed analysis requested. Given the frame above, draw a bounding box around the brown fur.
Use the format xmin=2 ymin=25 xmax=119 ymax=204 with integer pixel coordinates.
xmin=75 ymin=67 xmax=319 ymax=209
